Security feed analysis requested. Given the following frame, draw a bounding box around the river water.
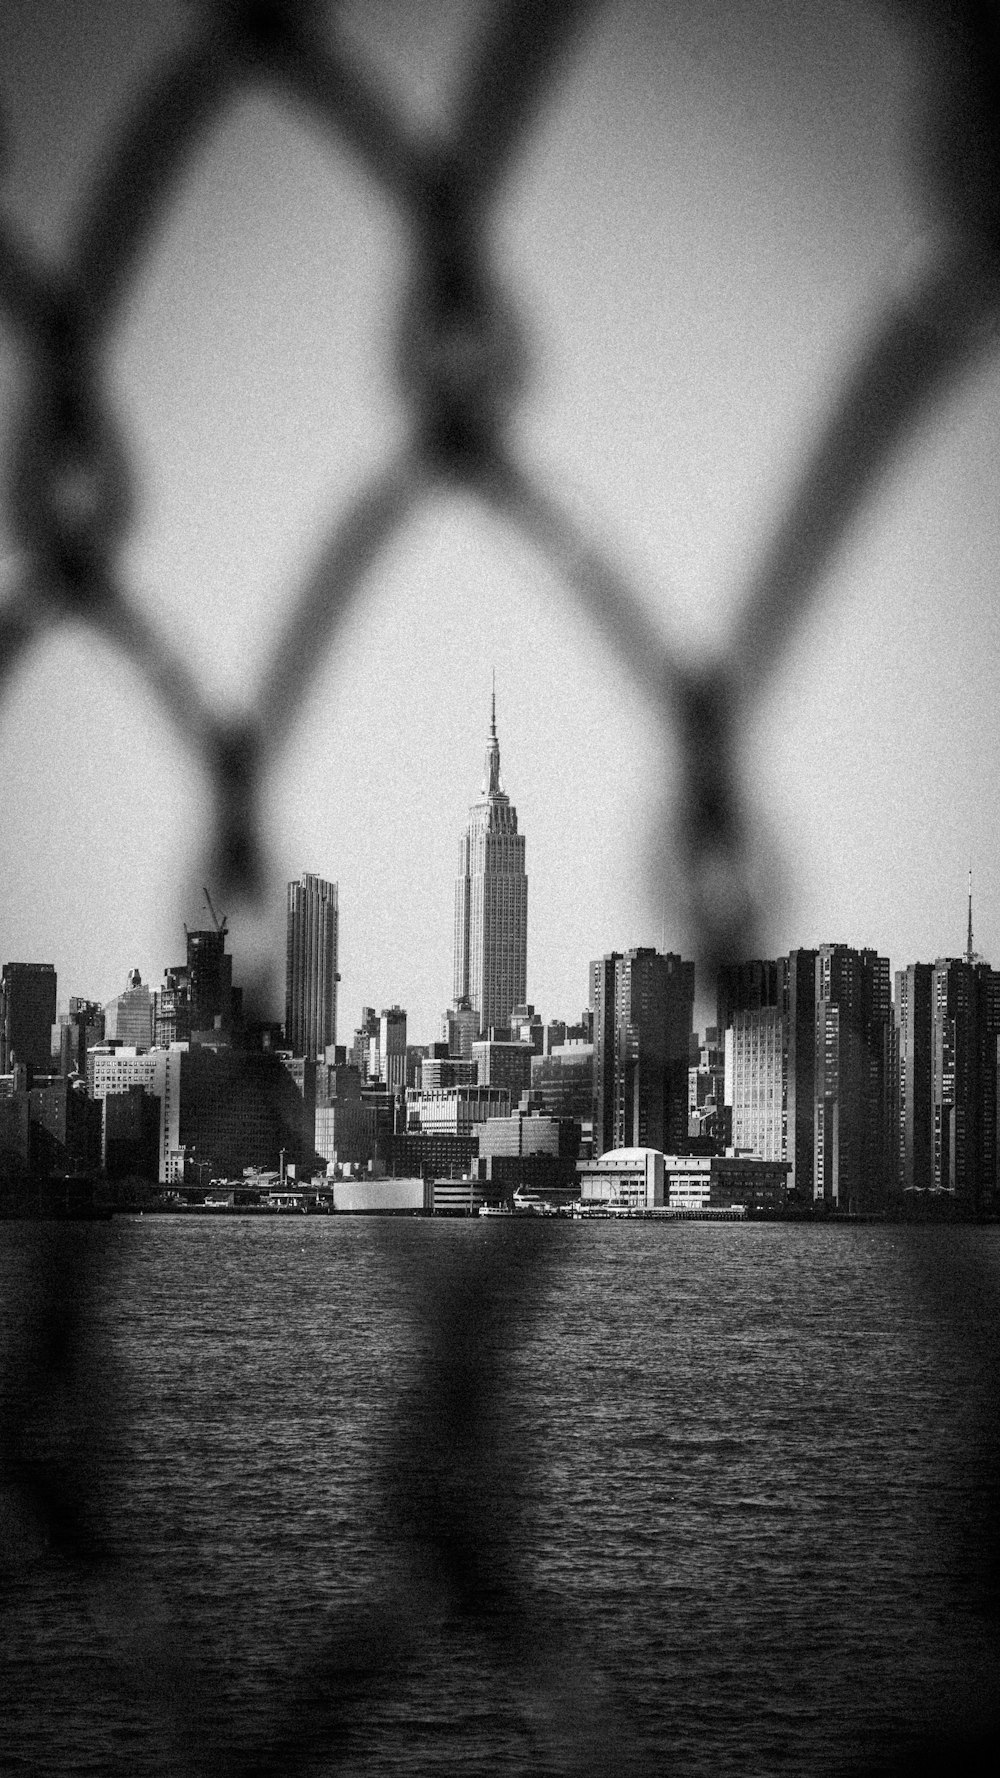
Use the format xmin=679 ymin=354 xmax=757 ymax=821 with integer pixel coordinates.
xmin=3 ymin=1216 xmax=1000 ymax=1776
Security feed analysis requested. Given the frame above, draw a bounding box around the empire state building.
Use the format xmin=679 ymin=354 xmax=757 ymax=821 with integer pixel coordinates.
xmin=454 ymin=692 xmax=528 ymax=1037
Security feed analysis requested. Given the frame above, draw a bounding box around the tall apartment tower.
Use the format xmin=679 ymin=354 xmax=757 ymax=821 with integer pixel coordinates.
xmin=453 ymin=690 xmax=527 ymax=1038
xmin=895 ymin=962 xmax=933 ymax=1195
xmin=813 ymin=944 xmax=893 ymax=1213
xmin=719 ymin=952 xmax=815 ymax=1196
xmin=1 ymin=961 xmax=57 ymax=1073
xmin=591 ymin=948 xmax=695 ymax=1156
xmin=783 ymin=950 xmax=818 ymax=1202
xmin=726 ymin=1008 xmax=786 ymax=1161
xmin=379 ymin=1006 xmax=407 ymax=1093
xmin=716 ymin=959 xmax=782 ymax=1037
xmin=285 ymin=873 xmax=339 ymax=1059
xmin=929 ymin=957 xmax=1000 ymax=1208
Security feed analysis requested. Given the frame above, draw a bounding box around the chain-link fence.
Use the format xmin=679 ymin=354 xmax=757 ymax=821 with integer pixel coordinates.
xmin=3 ymin=1 xmax=1000 ymax=1772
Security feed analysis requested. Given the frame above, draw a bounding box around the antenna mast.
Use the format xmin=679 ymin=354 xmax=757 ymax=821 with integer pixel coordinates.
xmin=967 ymin=867 xmax=974 ymax=966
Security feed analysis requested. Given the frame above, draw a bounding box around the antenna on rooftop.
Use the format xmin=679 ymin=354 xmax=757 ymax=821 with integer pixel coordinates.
xmin=966 ymin=867 xmax=976 ymax=966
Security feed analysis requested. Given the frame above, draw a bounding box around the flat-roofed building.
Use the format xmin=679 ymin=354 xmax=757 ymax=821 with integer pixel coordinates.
xmin=472 ymin=1037 xmax=533 ymax=1100
xmin=407 ymin=1085 xmax=509 ymax=1134
xmin=578 ymin=1146 xmax=665 ymax=1210
xmin=104 ymin=1086 xmax=161 ymax=1180
xmin=663 ymin=1152 xmax=792 ymax=1211
xmin=813 ymin=944 xmax=893 ymax=1213
xmin=285 ymin=873 xmax=339 ymax=1058
xmin=89 ymin=1044 xmax=156 ymax=1098
xmin=1 ymin=962 xmax=57 ymax=1073
xmin=709 ymin=1153 xmax=791 ymax=1212
xmin=421 ymin=1055 xmax=477 ymax=1091
xmin=379 ymin=1006 xmax=407 ymax=1093
xmin=177 ymin=1046 xmax=310 ymax=1184
xmin=430 ymin=1178 xmax=483 ymax=1215
xmin=510 ymin=1004 xmax=544 ymax=1053
xmin=895 ymin=962 xmax=933 ymax=1195
xmin=315 ymin=1100 xmax=378 ymax=1171
xmin=591 ymin=949 xmax=695 ymax=1156
xmin=579 ymin=1147 xmax=791 ymax=1214
xmin=531 ymin=1041 xmax=594 ymax=1121
xmin=477 ymin=1097 xmax=581 ymax=1201
xmin=442 ymin=998 xmax=478 ymax=1059
xmin=379 ymin=1128 xmax=477 ymax=1181
xmin=89 ymin=1044 xmax=185 ymax=1184
xmin=55 ymin=999 xmax=105 ymax=1078
xmin=333 ymin=1177 xmax=428 ymax=1213
xmin=663 ymin=1154 xmax=713 ymax=1210
xmin=725 ymin=1009 xmax=786 ymax=1161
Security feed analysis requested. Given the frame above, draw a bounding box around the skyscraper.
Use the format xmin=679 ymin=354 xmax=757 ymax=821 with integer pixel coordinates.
xmin=726 ymin=1008 xmax=785 ymax=1161
xmin=104 ymin=969 xmax=154 ymax=1048
xmin=1 ymin=961 xmax=57 ymax=1073
xmin=591 ymin=947 xmax=695 ymax=1156
xmin=453 ymin=690 xmax=527 ymax=1038
xmin=285 ymin=873 xmax=339 ymax=1059
xmin=812 ymin=944 xmax=893 ymax=1213
xmin=895 ymin=961 xmax=933 ymax=1195
xmin=378 ymin=1006 xmax=407 ymax=1093
xmin=153 ymin=925 xmax=240 ymax=1047
xmin=929 ymin=956 xmax=1000 ymax=1208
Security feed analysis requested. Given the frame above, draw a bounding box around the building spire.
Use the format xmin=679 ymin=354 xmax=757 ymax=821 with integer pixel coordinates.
xmin=967 ymin=866 xmax=974 ymax=965
xmin=483 ymin=675 xmax=501 ymax=796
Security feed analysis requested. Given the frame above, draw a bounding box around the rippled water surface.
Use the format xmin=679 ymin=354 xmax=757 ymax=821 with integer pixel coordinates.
xmin=3 ymin=1216 xmax=1000 ymax=1776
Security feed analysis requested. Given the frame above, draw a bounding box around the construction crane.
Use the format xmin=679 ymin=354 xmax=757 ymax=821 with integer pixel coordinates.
xmin=202 ymin=885 xmax=228 ymax=939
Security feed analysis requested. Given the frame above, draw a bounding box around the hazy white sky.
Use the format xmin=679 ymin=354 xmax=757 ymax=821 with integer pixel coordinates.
xmin=1 ymin=0 xmax=998 ymax=1042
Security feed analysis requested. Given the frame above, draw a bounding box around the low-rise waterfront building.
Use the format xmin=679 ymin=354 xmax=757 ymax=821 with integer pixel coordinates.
xmin=332 ymin=1177 xmax=428 ymax=1213
xmin=577 ymin=1148 xmax=792 ymax=1213
xmin=578 ymin=1147 xmax=665 ymax=1210
xmin=430 ymin=1177 xmax=483 ymax=1215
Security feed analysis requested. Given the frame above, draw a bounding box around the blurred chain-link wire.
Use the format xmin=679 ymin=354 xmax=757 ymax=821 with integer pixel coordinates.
xmin=4 ymin=1 xmax=1000 ymax=1772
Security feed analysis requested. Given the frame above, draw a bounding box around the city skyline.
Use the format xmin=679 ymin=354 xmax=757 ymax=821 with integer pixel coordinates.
xmin=1 ymin=4 xmax=999 ymax=1047
xmin=9 ymin=892 xmax=1000 ymax=1055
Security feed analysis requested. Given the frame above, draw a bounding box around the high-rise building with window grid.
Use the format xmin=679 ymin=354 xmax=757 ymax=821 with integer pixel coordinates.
xmin=285 ymin=873 xmax=339 ymax=1059
xmin=453 ymin=692 xmax=527 ymax=1039
xmin=1 ymin=961 xmax=57 ymax=1074
xmin=590 ymin=947 xmax=695 ymax=1157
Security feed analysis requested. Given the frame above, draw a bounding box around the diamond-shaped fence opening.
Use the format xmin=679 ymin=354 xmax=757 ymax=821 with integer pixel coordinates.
xmin=3 ymin=2 xmax=1000 ymax=1773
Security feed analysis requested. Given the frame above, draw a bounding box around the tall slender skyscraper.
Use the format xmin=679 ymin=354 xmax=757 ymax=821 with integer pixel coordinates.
xmin=285 ymin=873 xmax=339 ymax=1059
xmin=1 ymin=961 xmax=57 ymax=1072
xmin=453 ymin=689 xmax=527 ymax=1038
xmin=813 ymin=944 xmax=892 ymax=1213
xmin=895 ymin=961 xmax=933 ymax=1194
xmin=591 ymin=947 xmax=695 ymax=1156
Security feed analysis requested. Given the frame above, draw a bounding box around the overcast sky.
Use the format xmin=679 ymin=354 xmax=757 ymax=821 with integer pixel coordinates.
xmin=2 ymin=0 xmax=999 ymax=1043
